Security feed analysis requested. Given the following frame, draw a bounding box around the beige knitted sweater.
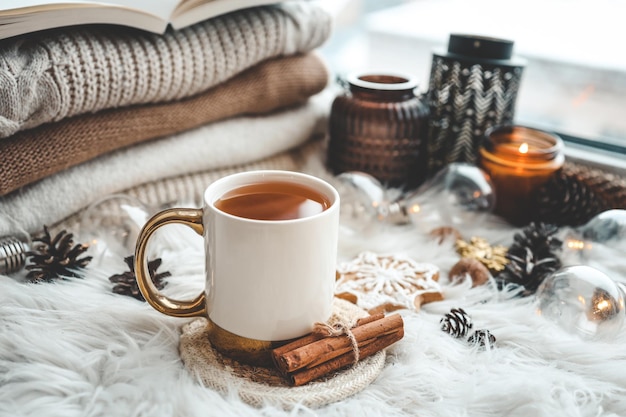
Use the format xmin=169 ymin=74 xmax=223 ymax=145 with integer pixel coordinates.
xmin=0 ymin=2 xmax=331 ymax=137
xmin=0 ymin=91 xmax=331 ymax=237
xmin=0 ymin=53 xmax=329 ymax=196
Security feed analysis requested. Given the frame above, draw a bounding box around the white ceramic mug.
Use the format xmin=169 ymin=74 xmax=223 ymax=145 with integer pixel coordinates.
xmin=134 ymin=170 xmax=340 ymax=365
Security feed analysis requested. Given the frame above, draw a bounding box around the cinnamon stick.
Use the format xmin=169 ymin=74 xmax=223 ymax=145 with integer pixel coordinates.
xmin=288 ymin=327 xmax=404 ymax=386
xmin=354 ymin=312 xmax=385 ymax=327
xmin=271 ymin=334 xmax=323 ymax=361
xmin=270 ymin=313 xmax=383 ymax=369
xmin=274 ymin=314 xmax=403 ymax=374
xmin=303 ymin=335 xmax=378 ymax=369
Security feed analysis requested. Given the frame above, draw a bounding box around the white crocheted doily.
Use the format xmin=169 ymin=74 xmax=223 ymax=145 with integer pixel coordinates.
xmin=179 ymin=298 xmax=386 ymax=409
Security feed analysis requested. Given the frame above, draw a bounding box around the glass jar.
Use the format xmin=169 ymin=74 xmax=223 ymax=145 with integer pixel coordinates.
xmin=479 ymin=125 xmax=565 ymax=226
xmin=327 ymin=73 xmax=429 ymax=189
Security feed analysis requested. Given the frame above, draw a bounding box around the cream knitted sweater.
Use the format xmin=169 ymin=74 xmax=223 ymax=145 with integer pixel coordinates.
xmin=0 ymin=3 xmax=331 ymax=137
xmin=0 ymin=91 xmax=332 ymax=237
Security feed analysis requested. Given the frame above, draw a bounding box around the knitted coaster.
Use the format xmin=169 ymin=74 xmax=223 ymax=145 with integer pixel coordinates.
xmin=179 ymin=299 xmax=386 ymax=409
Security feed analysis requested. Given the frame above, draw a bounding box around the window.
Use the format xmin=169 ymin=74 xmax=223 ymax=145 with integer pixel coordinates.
xmin=319 ymin=0 xmax=626 ymax=172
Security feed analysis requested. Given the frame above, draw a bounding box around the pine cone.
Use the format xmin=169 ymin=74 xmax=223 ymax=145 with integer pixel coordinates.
xmin=467 ymin=329 xmax=496 ymax=348
xmin=440 ymin=308 xmax=473 ymax=338
xmin=533 ymin=168 xmax=605 ymax=226
xmin=25 ymin=226 xmax=92 ymax=282
xmin=510 ymin=222 xmax=562 ymax=255
xmin=533 ymin=163 xmax=626 ymax=227
xmin=498 ymin=222 xmax=562 ymax=296
xmin=109 ymin=255 xmax=170 ymax=301
xmin=566 ymin=163 xmax=626 ymax=209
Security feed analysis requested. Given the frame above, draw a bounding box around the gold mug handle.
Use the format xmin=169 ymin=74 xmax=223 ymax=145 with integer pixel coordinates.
xmin=134 ymin=208 xmax=206 ymax=317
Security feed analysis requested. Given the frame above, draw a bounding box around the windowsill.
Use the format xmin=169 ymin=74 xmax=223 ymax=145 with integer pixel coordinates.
xmin=319 ymin=0 xmax=626 ymax=173
xmin=563 ymin=143 xmax=626 ymax=175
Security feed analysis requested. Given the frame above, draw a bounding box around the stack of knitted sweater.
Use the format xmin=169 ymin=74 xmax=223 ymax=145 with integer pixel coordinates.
xmin=0 ymin=2 xmax=333 ymax=237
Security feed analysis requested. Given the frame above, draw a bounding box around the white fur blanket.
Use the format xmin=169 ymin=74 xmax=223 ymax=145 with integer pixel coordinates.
xmin=1 ymin=152 xmax=626 ymax=417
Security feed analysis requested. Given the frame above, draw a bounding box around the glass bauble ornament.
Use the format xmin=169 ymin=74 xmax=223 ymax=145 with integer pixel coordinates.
xmin=78 ymin=194 xmax=151 ymax=262
xmin=397 ymin=162 xmax=496 ymax=228
xmin=336 ymin=163 xmax=495 ymax=233
xmin=578 ymin=209 xmax=626 ymax=244
xmin=334 ymin=171 xmax=389 ymax=233
xmin=560 ymin=209 xmax=626 ymax=263
xmin=535 ymin=265 xmax=625 ymax=340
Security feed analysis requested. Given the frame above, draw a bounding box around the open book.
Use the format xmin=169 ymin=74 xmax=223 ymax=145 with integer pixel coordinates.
xmin=0 ymin=0 xmax=282 ymax=40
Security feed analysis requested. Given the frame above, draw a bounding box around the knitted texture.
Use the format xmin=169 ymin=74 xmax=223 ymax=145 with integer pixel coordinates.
xmin=178 ymin=298 xmax=385 ymax=409
xmin=0 ymin=53 xmax=329 ymax=196
xmin=58 ymin=139 xmax=323 ymax=235
xmin=0 ymin=3 xmax=331 ymax=137
xmin=0 ymin=91 xmax=332 ymax=237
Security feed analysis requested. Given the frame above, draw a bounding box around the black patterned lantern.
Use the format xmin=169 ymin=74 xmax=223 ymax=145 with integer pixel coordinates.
xmin=426 ymin=34 xmax=526 ymax=176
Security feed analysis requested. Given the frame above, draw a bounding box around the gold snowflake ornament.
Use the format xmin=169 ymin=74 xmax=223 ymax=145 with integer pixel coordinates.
xmin=335 ymin=252 xmax=442 ymax=313
xmin=455 ymin=237 xmax=508 ymax=272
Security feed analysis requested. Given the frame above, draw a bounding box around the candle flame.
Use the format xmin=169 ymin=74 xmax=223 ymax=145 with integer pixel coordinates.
xmin=518 ymin=142 xmax=529 ymax=154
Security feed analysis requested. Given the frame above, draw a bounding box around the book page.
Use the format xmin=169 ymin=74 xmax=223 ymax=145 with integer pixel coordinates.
xmin=0 ymin=1 xmax=181 ymax=40
xmin=88 ymin=0 xmax=180 ymax=21
xmin=171 ymin=0 xmax=280 ymax=29
xmin=0 ymin=0 xmax=180 ymax=23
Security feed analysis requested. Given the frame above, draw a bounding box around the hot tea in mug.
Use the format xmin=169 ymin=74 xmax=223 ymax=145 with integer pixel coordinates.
xmin=134 ymin=170 xmax=340 ymax=366
xmin=214 ymin=181 xmax=331 ymax=221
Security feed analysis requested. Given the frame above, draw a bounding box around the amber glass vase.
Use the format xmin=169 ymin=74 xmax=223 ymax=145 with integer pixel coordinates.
xmin=327 ymin=73 xmax=429 ymax=189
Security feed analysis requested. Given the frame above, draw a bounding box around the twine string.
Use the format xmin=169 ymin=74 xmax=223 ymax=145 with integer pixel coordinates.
xmin=312 ymin=318 xmax=360 ymax=365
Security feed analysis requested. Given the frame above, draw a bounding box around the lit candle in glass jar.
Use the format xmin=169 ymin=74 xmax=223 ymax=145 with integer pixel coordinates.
xmin=479 ymin=125 xmax=565 ymax=226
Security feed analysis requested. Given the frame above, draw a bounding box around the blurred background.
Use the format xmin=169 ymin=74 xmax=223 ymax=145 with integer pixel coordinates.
xmin=318 ymin=0 xmax=626 ymax=172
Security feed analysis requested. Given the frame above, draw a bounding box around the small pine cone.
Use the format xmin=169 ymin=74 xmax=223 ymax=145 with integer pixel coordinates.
xmin=511 ymin=222 xmax=562 ymax=256
xmin=25 ymin=225 xmax=92 ymax=282
xmin=109 ymin=255 xmax=170 ymax=301
xmin=440 ymin=308 xmax=473 ymax=338
xmin=499 ymin=222 xmax=562 ymax=296
xmin=499 ymin=247 xmax=561 ymax=297
xmin=467 ymin=329 xmax=496 ymax=349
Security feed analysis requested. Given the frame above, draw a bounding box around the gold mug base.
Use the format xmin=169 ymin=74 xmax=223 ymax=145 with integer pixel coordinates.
xmin=206 ymin=318 xmax=293 ymax=368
